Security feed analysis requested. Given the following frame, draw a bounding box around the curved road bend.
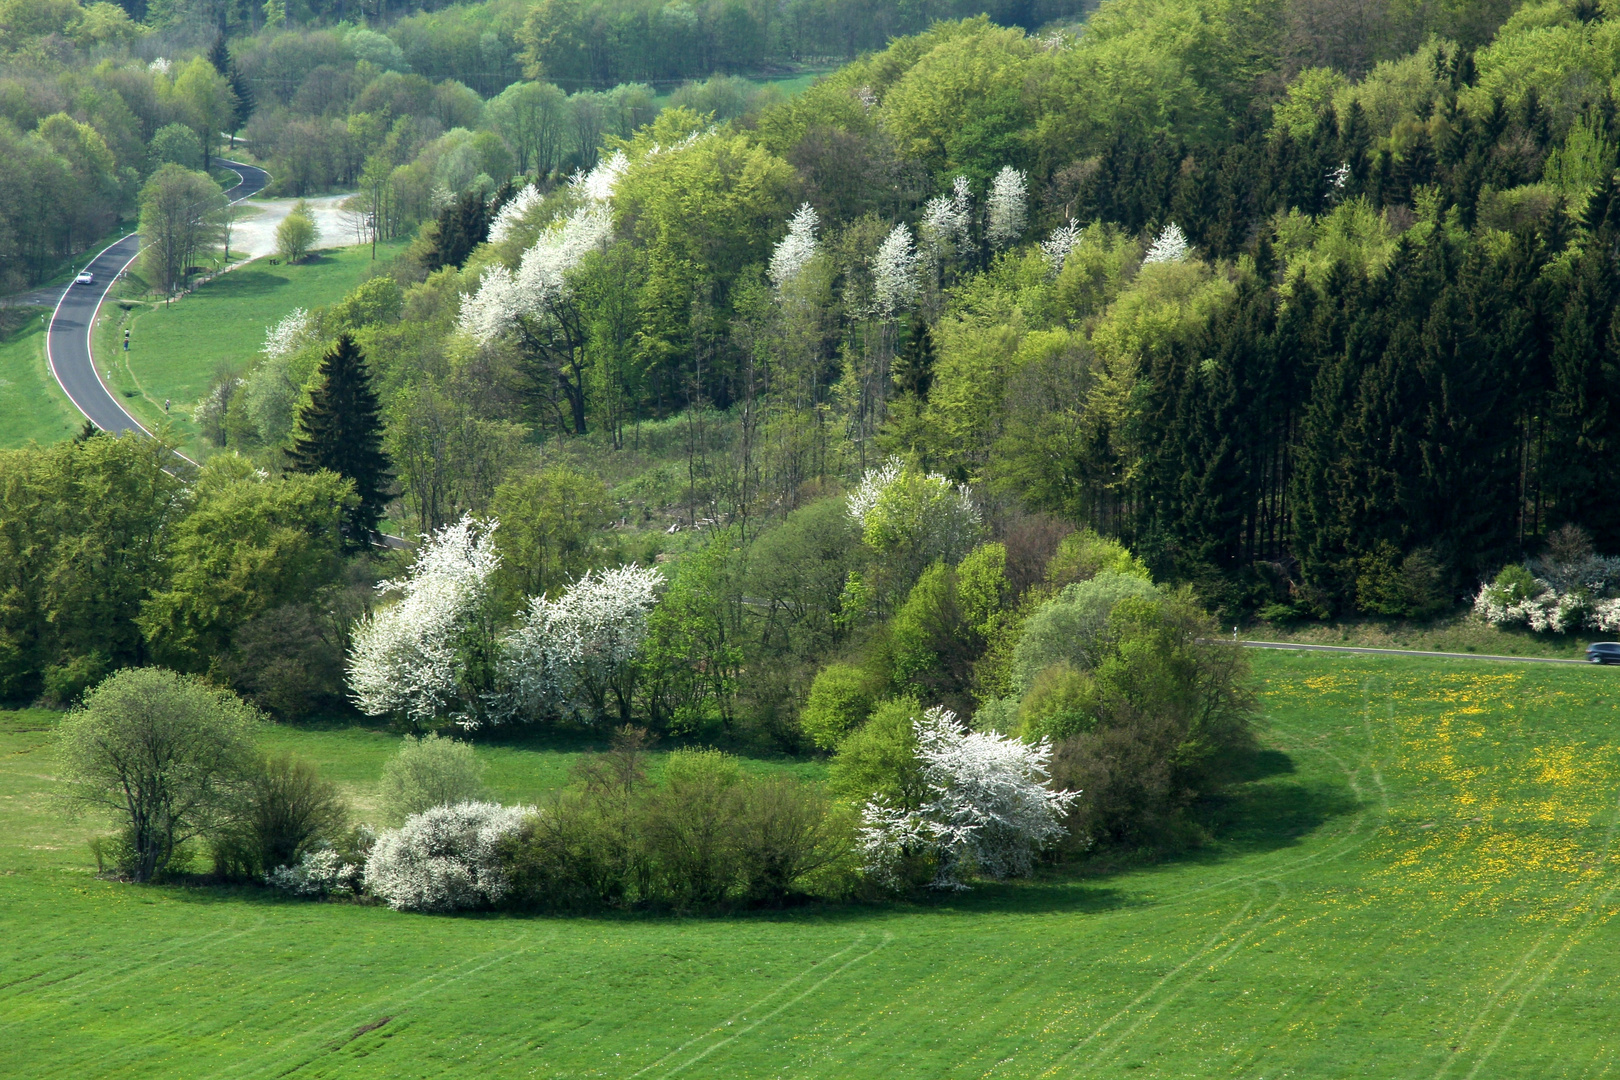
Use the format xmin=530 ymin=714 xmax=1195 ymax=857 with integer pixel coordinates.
xmin=46 ymin=158 xmax=269 ymax=436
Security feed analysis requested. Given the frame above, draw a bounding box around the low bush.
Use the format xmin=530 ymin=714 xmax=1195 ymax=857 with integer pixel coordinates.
xmin=799 ymin=662 xmax=881 ymax=750
xmin=378 ymin=732 xmax=488 ymax=823
xmin=212 ymin=753 xmax=348 ymax=880
xmin=364 ymin=801 xmax=530 ymax=913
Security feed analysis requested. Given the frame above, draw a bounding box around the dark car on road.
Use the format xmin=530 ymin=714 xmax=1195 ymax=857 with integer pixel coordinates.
xmin=1588 ymin=642 xmax=1620 ymax=664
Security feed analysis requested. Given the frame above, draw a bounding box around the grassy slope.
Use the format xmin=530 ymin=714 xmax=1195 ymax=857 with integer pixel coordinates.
xmin=95 ymin=242 xmax=406 ymax=455
xmin=0 ymin=319 xmax=84 ymax=448
xmin=4 ymin=651 xmax=1620 ymax=1077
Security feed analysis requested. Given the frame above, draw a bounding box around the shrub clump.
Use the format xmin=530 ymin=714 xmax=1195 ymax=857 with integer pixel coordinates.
xmin=363 ymin=801 xmax=530 ymax=913
xmin=378 ymin=732 xmax=489 ymax=823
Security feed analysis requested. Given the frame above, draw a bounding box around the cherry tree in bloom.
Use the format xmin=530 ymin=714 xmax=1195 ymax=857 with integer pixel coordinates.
xmin=487 ymin=182 xmax=543 ymax=244
xmin=858 ymin=707 xmax=1078 ymax=888
xmin=871 ymin=223 xmax=919 ymax=318
xmin=920 ymin=176 xmax=972 ymax=265
xmin=986 ymin=166 xmax=1028 ymax=251
xmin=768 ymin=202 xmax=820 ymax=294
xmin=363 ymin=801 xmax=530 ymax=912
xmin=495 ymin=563 xmax=663 ymax=723
xmin=1041 ymin=218 xmax=1082 ymax=275
xmin=347 ymin=514 xmax=501 ymax=727
xmin=262 ymin=307 xmax=312 ymax=360
xmin=1143 ymin=222 xmax=1190 ymax=265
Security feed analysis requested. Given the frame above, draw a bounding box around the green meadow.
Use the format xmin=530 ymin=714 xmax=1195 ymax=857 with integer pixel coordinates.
xmin=3 ymin=650 xmax=1619 ymax=1078
xmin=0 ymin=316 xmax=86 ymax=449
xmin=95 ymin=242 xmax=406 ymax=454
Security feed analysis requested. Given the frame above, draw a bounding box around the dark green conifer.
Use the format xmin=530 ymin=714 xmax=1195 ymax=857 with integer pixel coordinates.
xmin=892 ymin=314 xmax=936 ymax=401
xmin=286 ymin=334 xmax=394 ymax=543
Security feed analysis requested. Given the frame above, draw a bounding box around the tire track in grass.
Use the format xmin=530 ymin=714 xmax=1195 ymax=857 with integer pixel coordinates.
xmin=627 ymin=934 xmax=877 ymax=1079
xmin=1038 ymin=675 xmax=1394 ymax=1077
xmin=211 ymin=933 xmax=538 ymax=1080
xmin=650 ymin=932 xmax=894 ymax=1079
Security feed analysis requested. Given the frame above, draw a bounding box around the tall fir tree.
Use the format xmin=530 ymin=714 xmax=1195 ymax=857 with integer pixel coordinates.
xmin=286 ymin=334 xmax=393 ymax=543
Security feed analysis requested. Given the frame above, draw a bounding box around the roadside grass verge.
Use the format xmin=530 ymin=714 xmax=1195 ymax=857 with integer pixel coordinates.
xmin=4 ymin=651 xmax=1620 ymax=1077
xmin=0 ymin=314 xmax=86 ymax=448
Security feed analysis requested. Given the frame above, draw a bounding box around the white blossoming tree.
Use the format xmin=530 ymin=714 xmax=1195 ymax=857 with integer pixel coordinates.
xmin=494 ymin=563 xmax=664 ymax=724
xmin=457 ymin=153 xmax=625 ymax=434
xmin=872 ymin=222 xmax=920 ymax=319
xmin=1144 ymin=222 xmax=1190 ymax=265
xmin=262 ymin=307 xmax=312 ymax=360
xmin=768 ymin=202 xmax=820 ymax=294
xmin=347 ymin=515 xmax=502 ymax=728
xmin=986 ymin=166 xmax=1027 ymax=251
xmin=858 ymin=707 xmax=1078 ymax=888
xmin=487 ymin=182 xmax=544 ymax=244
xmin=363 ymin=801 xmax=530 ymax=912
xmin=920 ymin=176 xmax=973 ymax=267
xmin=1041 ymin=218 xmax=1083 ymax=275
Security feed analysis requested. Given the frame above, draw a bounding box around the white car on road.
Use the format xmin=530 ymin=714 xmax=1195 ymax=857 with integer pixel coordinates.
xmin=75 ymin=271 xmax=94 ymax=285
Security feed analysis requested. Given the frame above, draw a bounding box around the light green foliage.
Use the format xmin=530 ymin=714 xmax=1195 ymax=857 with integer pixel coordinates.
xmin=640 ymin=533 xmax=744 ymax=732
xmin=138 ymin=466 xmax=353 ymax=670
xmin=1044 ymin=529 xmax=1151 ymax=587
xmin=329 ymin=276 xmax=404 ymax=332
xmin=1009 ymin=571 xmax=1159 ymax=695
xmin=857 ymin=468 xmax=982 ymax=594
xmin=800 ymin=662 xmax=881 ymax=751
xmin=742 ymin=497 xmax=861 ymax=660
xmin=1052 ymin=222 xmax=1138 ymax=324
xmin=1488 ymin=562 xmax=1540 ymax=605
xmin=147 ymin=122 xmax=202 ymax=171
xmin=1271 ymin=67 xmax=1348 ymax=139
xmin=1274 ymin=198 xmax=1398 ymax=296
xmin=955 ymin=542 xmax=1011 ymax=635
xmin=378 ymin=732 xmax=489 ymax=824
xmin=826 ymin=697 xmax=924 ymax=808
xmin=276 ymin=202 xmax=319 ymax=263
xmin=1466 ymin=3 xmax=1620 ymax=124
xmin=492 ymin=466 xmax=614 ymax=599
xmin=1544 ymin=115 xmax=1617 ymax=199
xmin=888 ymin=542 xmax=1010 ymax=704
xmin=55 ymin=666 xmax=261 ymax=881
xmin=1015 ymin=660 xmax=1095 ymax=741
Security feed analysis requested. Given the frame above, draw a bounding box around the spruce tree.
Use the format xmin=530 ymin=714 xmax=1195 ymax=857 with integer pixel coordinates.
xmin=287 ymin=334 xmax=393 ymax=543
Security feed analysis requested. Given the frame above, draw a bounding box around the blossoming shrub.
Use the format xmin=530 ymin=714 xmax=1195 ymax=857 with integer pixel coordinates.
xmin=363 ymin=801 xmax=530 ymax=913
xmin=266 ymin=846 xmax=363 ymax=897
xmin=856 ymin=706 xmax=1077 ymax=889
xmin=1473 ymin=562 xmax=1620 ymax=634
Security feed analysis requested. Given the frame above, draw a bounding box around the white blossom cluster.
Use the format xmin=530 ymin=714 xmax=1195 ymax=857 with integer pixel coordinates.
xmin=363 ymin=801 xmax=531 ymax=913
xmin=847 ymin=456 xmax=981 ymax=566
xmin=149 ymin=56 xmax=171 ymax=74
xmin=855 ymin=85 xmax=877 ymax=109
xmin=986 ymin=166 xmax=1028 ymax=251
xmin=487 ymin=182 xmax=543 ymax=244
xmin=458 ymin=152 xmax=624 ymax=344
xmin=920 ymin=176 xmax=973 ymax=264
xmin=768 ymin=202 xmax=820 ymax=294
xmin=262 ymin=307 xmax=312 ymax=360
xmin=348 ymin=515 xmax=501 ymax=726
xmin=265 ymin=847 xmax=363 ymax=897
xmin=1144 ymin=222 xmax=1190 ymax=264
xmin=1041 ymin=218 xmax=1083 ymax=275
xmin=858 ymin=707 xmax=1078 ymax=888
xmin=871 ymin=223 xmax=919 ymax=318
xmin=495 ymin=563 xmax=663 ymax=723
xmin=1326 ymin=161 xmax=1351 ymax=200
xmin=1473 ymin=582 xmax=1620 ymax=634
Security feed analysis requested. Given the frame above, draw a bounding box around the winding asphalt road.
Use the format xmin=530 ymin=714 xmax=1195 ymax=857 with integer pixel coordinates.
xmin=46 ymin=158 xmax=269 ymax=436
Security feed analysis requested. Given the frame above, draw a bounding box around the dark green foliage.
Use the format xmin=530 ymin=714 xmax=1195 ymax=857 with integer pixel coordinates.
xmin=891 ymin=314 xmax=936 ymax=401
xmin=286 ymin=334 xmax=394 ymax=542
xmin=423 ymin=189 xmax=490 ymax=273
xmin=211 ymin=754 xmax=348 ymax=880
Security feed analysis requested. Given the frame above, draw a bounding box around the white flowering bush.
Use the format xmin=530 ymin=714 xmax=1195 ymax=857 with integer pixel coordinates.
xmin=872 ymin=223 xmax=919 ymax=318
xmin=768 ymin=202 xmax=819 ymax=293
xmin=495 ymin=563 xmax=663 ymax=723
xmin=848 ymin=456 xmax=981 ymax=569
xmin=986 ymin=166 xmax=1027 ymax=251
xmin=487 ymin=182 xmax=543 ymax=244
xmin=858 ymin=707 xmax=1078 ymax=889
xmin=262 ymin=307 xmax=312 ymax=360
xmin=1473 ymin=558 xmax=1620 ymax=634
xmin=1144 ymin=222 xmax=1190 ymax=265
xmin=363 ymin=801 xmax=530 ymax=913
xmin=266 ymin=846 xmax=363 ymax=897
xmin=348 ymin=515 xmax=501 ymax=726
xmin=1041 ymin=218 xmax=1082 ymax=275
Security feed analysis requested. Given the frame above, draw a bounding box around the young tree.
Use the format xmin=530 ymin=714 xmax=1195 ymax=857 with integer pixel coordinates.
xmin=378 ymin=732 xmax=489 ymax=823
xmin=285 ymin=333 xmax=394 ymax=542
xmin=985 ymin=166 xmax=1027 ymax=251
xmin=276 ymin=202 xmax=318 ymax=262
xmin=139 ymin=164 xmax=227 ymax=296
xmin=56 ymin=667 xmax=261 ymax=882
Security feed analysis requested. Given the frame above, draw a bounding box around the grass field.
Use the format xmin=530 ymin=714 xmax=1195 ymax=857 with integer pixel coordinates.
xmin=4 ymin=650 xmax=1620 ymax=1078
xmin=0 ymin=316 xmax=88 ymax=448
xmin=95 ymin=242 xmax=406 ymax=454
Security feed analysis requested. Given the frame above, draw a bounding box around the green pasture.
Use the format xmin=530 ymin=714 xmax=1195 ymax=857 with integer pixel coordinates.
xmin=4 ymin=651 xmax=1620 ymax=1077
xmin=0 ymin=317 xmax=83 ymax=448
xmin=95 ymin=242 xmax=406 ymax=454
